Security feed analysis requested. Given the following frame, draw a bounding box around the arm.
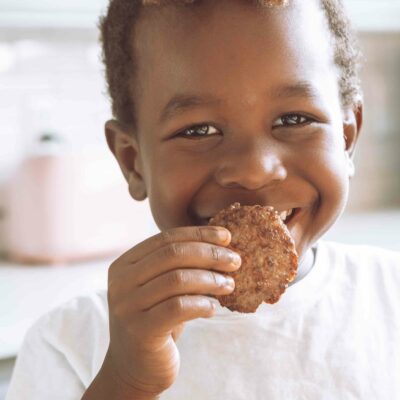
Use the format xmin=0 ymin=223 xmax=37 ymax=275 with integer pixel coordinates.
xmin=82 ymin=351 xmax=159 ymax=400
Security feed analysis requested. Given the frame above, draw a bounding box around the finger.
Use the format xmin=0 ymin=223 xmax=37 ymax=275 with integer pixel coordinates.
xmin=172 ymin=323 xmax=185 ymax=342
xmin=143 ymin=295 xmax=216 ymax=334
xmin=130 ymin=242 xmax=241 ymax=286
xmin=114 ymin=226 xmax=231 ymax=266
xmin=133 ymin=269 xmax=235 ymax=311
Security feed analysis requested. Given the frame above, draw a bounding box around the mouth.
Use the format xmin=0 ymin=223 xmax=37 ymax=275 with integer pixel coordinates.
xmin=278 ymin=208 xmax=300 ymax=227
xmin=201 ymin=206 xmax=301 ymax=227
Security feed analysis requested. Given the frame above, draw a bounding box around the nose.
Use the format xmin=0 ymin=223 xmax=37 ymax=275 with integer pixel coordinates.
xmin=214 ymin=140 xmax=287 ymax=190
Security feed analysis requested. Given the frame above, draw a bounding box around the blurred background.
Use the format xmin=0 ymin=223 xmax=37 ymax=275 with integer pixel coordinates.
xmin=0 ymin=0 xmax=399 ymax=397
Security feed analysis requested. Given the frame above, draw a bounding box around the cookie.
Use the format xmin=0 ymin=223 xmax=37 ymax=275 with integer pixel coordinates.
xmin=208 ymin=202 xmax=298 ymax=313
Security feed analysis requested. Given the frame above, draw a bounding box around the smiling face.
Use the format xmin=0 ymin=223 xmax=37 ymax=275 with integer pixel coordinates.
xmin=106 ymin=0 xmax=362 ymax=262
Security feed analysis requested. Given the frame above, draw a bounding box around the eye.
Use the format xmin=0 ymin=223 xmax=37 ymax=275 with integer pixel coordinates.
xmin=176 ymin=124 xmax=220 ymax=139
xmin=273 ymin=114 xmax=314 ymax=128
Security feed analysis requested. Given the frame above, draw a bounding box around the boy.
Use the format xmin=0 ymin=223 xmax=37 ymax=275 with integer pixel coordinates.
xmin=6 ymin=0 xmax=400 ymax=399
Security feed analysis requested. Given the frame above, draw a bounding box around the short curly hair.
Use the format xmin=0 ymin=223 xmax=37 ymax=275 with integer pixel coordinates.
xmin=99 ymin=0 xmax=362 ymax=129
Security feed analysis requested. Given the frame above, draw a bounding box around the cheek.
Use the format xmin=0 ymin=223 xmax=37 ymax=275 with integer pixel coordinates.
xmin=318 ymin=136 xmax=350 ymax=208
xmin=318 ymin=154 xmax=349 ymax=217
xmin=292 ymin=131 xmax=350 ymax=249
xmin=305 ymin=138 xmax=350 ymax=229
xmin=145 ymin=147 xmax=212 ymax=230
xmin=300 ymin=128 xmax=349 ymax=201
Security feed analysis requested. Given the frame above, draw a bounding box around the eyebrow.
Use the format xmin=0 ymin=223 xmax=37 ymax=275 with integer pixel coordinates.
xmin=271 ymin=81 xmax=320 ymax=101
xmin=159 ymin=81 xmax=320 ymax=124
xmin=159 ymin=93 xmax=222 ymax=124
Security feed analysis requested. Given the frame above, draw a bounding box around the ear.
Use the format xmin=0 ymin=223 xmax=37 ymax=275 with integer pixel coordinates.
xmin=105 ymin=120 xmax=147 ymax=201
xmin=342 ymin=103 xmax=363 ymax=178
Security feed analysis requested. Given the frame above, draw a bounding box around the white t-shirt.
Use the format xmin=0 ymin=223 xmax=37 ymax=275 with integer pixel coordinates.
xmin=6 ymin=241 xmax=400 ymax=400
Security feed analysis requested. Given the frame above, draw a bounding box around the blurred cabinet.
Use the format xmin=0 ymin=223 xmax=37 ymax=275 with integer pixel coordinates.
xmin=348 ymin=31 xmax=400 ymax=211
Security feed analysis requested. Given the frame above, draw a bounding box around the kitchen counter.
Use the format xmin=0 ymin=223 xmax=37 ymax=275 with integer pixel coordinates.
xmin=0 ymin=358 xmax=14 ymax=400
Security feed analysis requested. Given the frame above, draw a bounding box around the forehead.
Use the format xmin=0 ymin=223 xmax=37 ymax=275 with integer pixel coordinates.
xmin=133 ymin=0 xmax=337 ymax=124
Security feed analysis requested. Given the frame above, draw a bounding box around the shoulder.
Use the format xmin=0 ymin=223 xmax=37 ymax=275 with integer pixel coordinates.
xmin=319 ymin=240 xmax=400 ymax=269
xmin=24 ymin=289 xmax=109 ymax=383
xmin=317 ymin=240 xmax=400 ymax=295
xmin=31 ymin=289 xmax=109 ymax=339
xmin=7 ymin=291 xmax=109 ymax=398
xmin=314 ymin=241 xmax=400 ymax=318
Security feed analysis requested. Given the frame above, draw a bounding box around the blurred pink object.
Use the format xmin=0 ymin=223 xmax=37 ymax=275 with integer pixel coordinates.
xmin=5 ymin=134 xmax=154 ymax=265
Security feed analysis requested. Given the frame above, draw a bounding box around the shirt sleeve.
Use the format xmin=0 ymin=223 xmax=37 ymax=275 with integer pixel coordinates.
xmin=5 ymin=291 xmax=109 ymax=400
xmin=5 ymin=315 xmax=86 ymax=400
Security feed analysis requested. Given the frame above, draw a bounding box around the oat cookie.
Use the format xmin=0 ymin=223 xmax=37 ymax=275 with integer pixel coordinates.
xmin=208 ymin=202 xmax=298 ymax=313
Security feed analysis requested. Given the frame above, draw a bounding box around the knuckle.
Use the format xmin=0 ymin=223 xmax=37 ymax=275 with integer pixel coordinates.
xmin=170 ymin=296 xmax=186 ymax=316
xmin=210 ymin=245 xmax=220 ymax=262
xmin=167 ymin=270 xmax=186 ymax=288
xmin=158 ymin=230 xmax=174 ymax=247
xmin=210 ymin=272 xmax=221 ymax=287
xmin=194 ymin=227 xmax=203 ymax=242
xmin=164 ymin=242 xmax=184 ymax=259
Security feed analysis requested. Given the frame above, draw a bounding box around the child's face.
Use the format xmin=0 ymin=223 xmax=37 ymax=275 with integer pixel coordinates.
xmin=106 ymin=0 xmax=362 ymax=261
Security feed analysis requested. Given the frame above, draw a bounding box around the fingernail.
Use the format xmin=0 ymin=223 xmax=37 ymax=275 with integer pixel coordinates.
xmin=216 ymin=274 xmax=228 ymax=286
xmin=204 ymin=227 xmax=230 ymax=243
xmin=224 ymin=276 xmax=235 ymax=289
xmin=217 ymin=228 xmax=230 ymax=242
xmin=230 ymin=252 xmax=241 ymax=267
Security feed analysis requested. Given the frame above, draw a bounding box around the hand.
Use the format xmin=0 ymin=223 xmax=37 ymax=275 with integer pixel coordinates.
xmin=104 ymin=226 xmax=242 ymax=397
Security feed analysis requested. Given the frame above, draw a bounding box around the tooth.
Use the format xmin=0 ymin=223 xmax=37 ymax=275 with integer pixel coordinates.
xmin=279 ymin=209 xmax=294 ymax=222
